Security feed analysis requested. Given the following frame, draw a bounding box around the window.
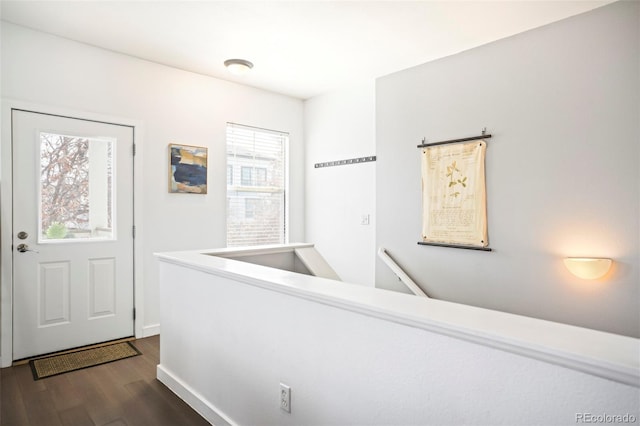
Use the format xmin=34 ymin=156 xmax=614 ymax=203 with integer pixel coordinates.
xmin=227 ymin=165 xmax=233 ymax=185
xmin=244 ymin=198 xmax=260 ymax=219
xmin=239 ymin=166 xmax=267 ymax=186
xmin=256 ymin=167 xmax=267 ymax=186
xmin=39 ymin=132 xmax=114 ymax=241
xmin=226 ymin=123 xmax=288 ymax=247
xmin=241 ymin=166 xmax=252 ymax=186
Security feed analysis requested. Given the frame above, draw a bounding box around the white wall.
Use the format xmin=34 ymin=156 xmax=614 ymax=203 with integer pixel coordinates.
xmin=0 ymin=23 xmax=304 ymax=336
xmin=157 ymin=257 xmax=639 ymax=426
xmin=376 ymin=1 xmax=639 ymax=337
xmin=304 ymin=81 xmax=376 ymax=285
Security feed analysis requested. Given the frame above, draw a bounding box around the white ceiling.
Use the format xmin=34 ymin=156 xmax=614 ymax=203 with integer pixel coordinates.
xmin=1 ymin=1 xmax=612 ymax=100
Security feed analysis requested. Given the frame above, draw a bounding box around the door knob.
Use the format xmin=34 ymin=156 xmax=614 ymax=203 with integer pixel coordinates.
xmin=17 ymin=243 xmax=38 ymax=253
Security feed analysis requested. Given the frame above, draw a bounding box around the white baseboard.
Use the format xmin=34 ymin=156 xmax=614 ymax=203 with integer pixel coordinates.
xmin=157 ymin=364 xmax=235 ymax=426
xmin=142 ymin=323 xmax=160 ymax=338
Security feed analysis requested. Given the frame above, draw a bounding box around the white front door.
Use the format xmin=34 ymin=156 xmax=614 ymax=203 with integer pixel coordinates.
xmin=12 ymin=110 xmax=135 ymax=360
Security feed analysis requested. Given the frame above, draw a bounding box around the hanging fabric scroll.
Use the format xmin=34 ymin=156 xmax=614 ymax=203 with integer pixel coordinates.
xmin=420 ymin=139 xmax=489 ymax=249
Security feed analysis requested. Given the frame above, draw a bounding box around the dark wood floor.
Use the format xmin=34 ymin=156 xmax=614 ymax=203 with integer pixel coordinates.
xmin=1 ymin=335 xmax=211 ymax=426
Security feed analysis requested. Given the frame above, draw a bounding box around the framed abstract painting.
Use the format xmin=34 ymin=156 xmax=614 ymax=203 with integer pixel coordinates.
xmin=168 ymin=143 xmax=208 ymax=194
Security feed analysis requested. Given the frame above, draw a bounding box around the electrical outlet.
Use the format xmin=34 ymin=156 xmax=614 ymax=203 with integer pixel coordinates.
xmin=360 ymin=214 xmax=370 ymax=225
xmin=280 ymin=383 xmax=291 ymax=413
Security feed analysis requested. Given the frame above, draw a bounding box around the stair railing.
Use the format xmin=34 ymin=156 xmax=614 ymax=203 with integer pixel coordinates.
xmin=377 ymin=247 xmax=429 ymax=298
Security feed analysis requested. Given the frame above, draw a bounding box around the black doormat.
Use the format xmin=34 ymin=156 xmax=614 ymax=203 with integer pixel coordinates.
xmin=29 ymin=341 xmax=141 ymax=380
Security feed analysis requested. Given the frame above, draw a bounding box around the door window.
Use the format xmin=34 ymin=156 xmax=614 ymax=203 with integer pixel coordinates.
xmin=39 ymin=132 xmax=115 ymax=242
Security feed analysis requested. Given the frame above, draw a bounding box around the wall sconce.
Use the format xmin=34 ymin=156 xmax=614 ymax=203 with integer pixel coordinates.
xmin=563 ymin=257 xmax=612 ymax=280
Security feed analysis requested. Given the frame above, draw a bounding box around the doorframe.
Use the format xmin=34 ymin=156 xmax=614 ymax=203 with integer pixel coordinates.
xmin=1 ymin=99 xmax=145 ymax=367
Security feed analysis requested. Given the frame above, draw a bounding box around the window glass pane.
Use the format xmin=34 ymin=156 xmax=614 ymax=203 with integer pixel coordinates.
xmin=40 ymin=132 xmax=115 ymax=242
xmin=226 ymin=123 xmax=288 ymax=247
xmin=256 ymin=168 xmax=267 ymax=186
xmin=245 ymin=198 xmax=259 ymax=219
xmin=227 ymin=165 xmax=233 ymax=185
xmin=241 ymin=166 xmax=252 ymax=186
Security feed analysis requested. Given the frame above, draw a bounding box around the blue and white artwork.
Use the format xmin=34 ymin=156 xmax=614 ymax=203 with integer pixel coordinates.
xmin=169 ymin=144 xmax=208 ymax=194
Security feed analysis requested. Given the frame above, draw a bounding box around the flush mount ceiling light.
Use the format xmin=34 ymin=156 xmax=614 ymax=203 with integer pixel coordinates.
xmin=224 ymin=59 xmax=253 ymax=76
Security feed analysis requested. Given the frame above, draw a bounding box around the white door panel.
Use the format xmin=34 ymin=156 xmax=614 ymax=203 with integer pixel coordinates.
xmin=12 ymin=110 xmax=134 ymax=359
